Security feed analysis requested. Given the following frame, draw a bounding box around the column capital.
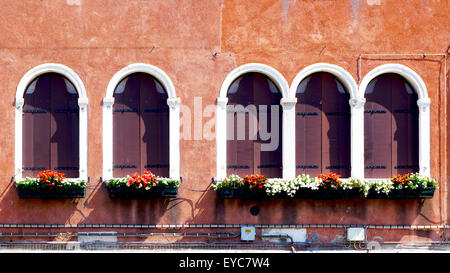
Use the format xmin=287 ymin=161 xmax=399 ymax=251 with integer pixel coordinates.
xmin=349 ymin=97 xmax=366 ymax=108
xmin=216 ymin=97 xmax=228 ymax=107
xmin=167 ymin=97 xmax=181 ymax=108
xmin=417 ymin=98 xmax=431 ymax=109
xmin=280 ymin=97 xmax=297 ymax=107
xmin=15 ymin=98 xmax=24 ymax=108
xmin=78 ymin=98 xmax=89 ymax=111
xmin=103 ymin=97 xmax=115 ymax=107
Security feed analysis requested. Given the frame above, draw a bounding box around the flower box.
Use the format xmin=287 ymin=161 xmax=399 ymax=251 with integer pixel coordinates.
xmin=17 ymin=187 xmax=86 ymax=199
xmin=107 ymin=186 xmax=178 ymax=199
xmin=216 ymin=187 xmax=266 ymax=200
xmin=367 ymin=187 xmax=435 ymax=199
xmin=318 ymin=188 xmax=365 ymax=199
xmin=213 ymin=173 xmax=438 ymax=200
xmin=418 ymin=187 xmax=435 ymax=198
xmin=342 ymin=188 xmax=365 ymax=199
xmin=214 ymin=174 xmax=267 ymax=200
xmin=268 ymin=188 xmax=364 ymax=199
xmin=16 ymin=170 xmax=87 ymax=199
xmin=106 ymin=172 xmax=180 ymax=199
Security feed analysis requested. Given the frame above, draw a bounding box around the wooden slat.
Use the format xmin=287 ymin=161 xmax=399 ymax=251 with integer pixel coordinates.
xmin=226 ymin=73 xmax=282 ymax=178
xmin=364 ymin=74 xmax=392 ymax=178
xmin=140 ymin=73 xmax=169 ymax=177
xmin=253 ymin=73 xmax=282 ymax=178
xmin=227 ymin=73 xmax=254 ymax=177
xmin=390 ymin=74 xmax=419 ymax=175
xmin=113 ymin=73 xmax=141 ymax=177
xmin=22 ymin=74 xmax=51 ymax=177
xmin=295 ymin=73 xmax=322 ymax=177
xmin=321 ymin=73 xmax=351 ymax=177
xmin=50 ymin=73 xmax=79 ymax=178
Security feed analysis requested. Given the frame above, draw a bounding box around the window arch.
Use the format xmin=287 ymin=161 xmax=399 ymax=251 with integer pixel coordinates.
xmin=102 ymin=63 xmax=180 ymax=181
xmin=112 ymin=72 xmax=169 ymax=177
xmin=226 ymin=72 xmax=283 ymax=178
xmin=359 ymin=64 xmax=430 ymax=177
xmin=216 ymin=63 xmax=293 ymax=180
xmin=364 ymin=73 xmax=419 ymax=178
xmin=289 ymin=63 xmax=360 ymax=178
xmin=15 ymin=63 xmax=88 ymax=181
xmin=294 ymin=72 xmax=351 ymax=177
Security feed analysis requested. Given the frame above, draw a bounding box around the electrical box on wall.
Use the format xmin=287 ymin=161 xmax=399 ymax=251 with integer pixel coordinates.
xmin=78 ymin=231 xmax=118 ymax=244
xmin=346 ymin=227 xmax=365 ymax=242
xmin=241 ymin=226 xmax=256 ymax=241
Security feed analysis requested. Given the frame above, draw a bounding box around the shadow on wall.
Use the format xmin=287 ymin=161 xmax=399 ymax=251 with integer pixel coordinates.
xmin=0 ymin=177 xmax=81 ymax=224
xmin=191 ymin=184 xmax=438 ymax=226
xmin=0 ymin=176 xmax=439 ymax=228
xmin=78 ymin=181 xmax=178 ymax=225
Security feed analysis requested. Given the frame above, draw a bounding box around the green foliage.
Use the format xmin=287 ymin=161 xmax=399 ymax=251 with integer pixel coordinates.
xmin=212 ymin=173 xmax=438 ymax=198
xmin=106 ymin=176 xmax=180 ymax=190
xmin=212 ymin=174 xmax=243 ymax=191
xmin=16 ymin=177 xmax=87 ymax=191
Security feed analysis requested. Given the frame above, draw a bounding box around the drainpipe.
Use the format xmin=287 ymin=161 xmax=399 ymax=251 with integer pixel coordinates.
xmin=256 ymin=233 xmax=296 ymax=253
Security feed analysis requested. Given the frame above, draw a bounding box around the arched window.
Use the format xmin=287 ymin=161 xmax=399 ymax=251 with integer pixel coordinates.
xmin=216 ymin=63 xmax=291 ymax=180
xmin=112 ymin=72 xmax=169 ymax=177
xmin=364 ymin=73 xmax=419 ymax=178
xmin=295 ymin=72 xmax=351 ymax=177
xmin=226 ymin=72 xmax=283 ymax=178
xmin=15 ymin=64 xmax=88 ymax=181
xmin=102 ymin=63 xmax=180 ymax=181
xmin=22 ymin=73 xmax=80 ymax=178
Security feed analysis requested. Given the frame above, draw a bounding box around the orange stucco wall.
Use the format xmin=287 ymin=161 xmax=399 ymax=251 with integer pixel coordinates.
xmin=0 ymin=0 xmax=448 ymax=243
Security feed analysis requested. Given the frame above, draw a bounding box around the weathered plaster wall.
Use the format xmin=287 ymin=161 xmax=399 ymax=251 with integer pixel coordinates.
xmin=0 ymin=0 xmax=448 ymax=242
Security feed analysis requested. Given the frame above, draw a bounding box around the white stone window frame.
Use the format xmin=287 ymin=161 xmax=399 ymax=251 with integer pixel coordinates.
xmin=216 ymin=63 xmax=294 ymax=180
xmin=15 ymin=63 xmax=89 ymax=181
xmin=102 ymin=63 xmax=180 ymax=181
xmin=359 ymin=63 xmax=430 ymax=177
xmin=289 ymin=63 xmax=361 ymax=178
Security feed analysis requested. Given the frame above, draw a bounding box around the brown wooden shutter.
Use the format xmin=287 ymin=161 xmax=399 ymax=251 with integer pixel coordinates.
xmin=227 ymin=73 xmax=254 ymax=177
xmin=295 ymin=72 xmax=351 ymax=177
xmin=226 ymin=73 xmax=282 ymax=178
xmin=253 ymin=73 xmax=282 ymax=178
xmin=295 ymin=73 xmax=322 ymax=177
xmin=321 ymin=73 xmax=351 ymax=177
xmin=364 ymin=73 xmax=419 ymax=178
xmin=140 ymin=73 xmax=169 ymax=177
xmin=22 ymin=74 xmax=51 ymax=177
xmin=391 ymin=74 xmax=419 ymax=175
xmin=113 ymin=73 xmax=141 ymax=177
xmin=364 ymin=75 xmax=392 ymax=178
xmin=23 ymin=73 xmax=79 ymax=178
xmin=113 ymin=73 xmax=170 ymax=177
xmin=49 ymin=74 xmax=79 ymax=178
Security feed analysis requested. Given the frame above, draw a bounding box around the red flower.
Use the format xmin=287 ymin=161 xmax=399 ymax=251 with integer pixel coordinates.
xmin=318 ymin=172 xmax=342 ymax=189
xmin=392 ymin=173 xmax=410 ymax=185
xmin=126 ymin=170 xmax=158 ymax=190
xmin=36 ymin=169 xmax=66 ymax=188
xmin=242 ymin=174 xmax=267 ymax=190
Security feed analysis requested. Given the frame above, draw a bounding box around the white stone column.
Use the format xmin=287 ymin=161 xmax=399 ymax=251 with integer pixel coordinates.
xmin=78 ymin=97 xmax=89 ymax=181
xmin=15 ymin=98 xmax=24 ymax=181
xmin=349 ymin=97 xmax=366 ymax=179
xmin=102 ymin=97 xmax=115 ymax=181
xmin=216 ymin=97 xmax=228 ymax=179
xmin=417 ymin=97 xmax=431 ymax=176
xmin=280 ymin=97 xmax=297 ymax=180
xmin=168 ymin=97 xmax=181 ymax=179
